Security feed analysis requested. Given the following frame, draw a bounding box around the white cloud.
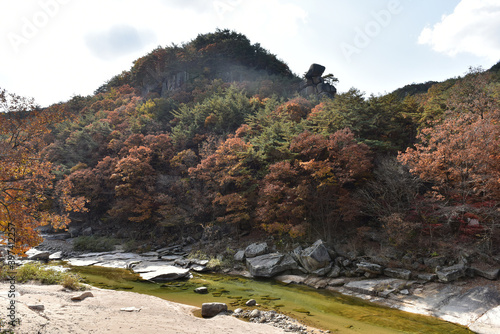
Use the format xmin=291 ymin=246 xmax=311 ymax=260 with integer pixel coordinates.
xmin=418 ymin=0 xmax=500 ymax=61
xmin=85 ymin=25 xmax=156 ymax=61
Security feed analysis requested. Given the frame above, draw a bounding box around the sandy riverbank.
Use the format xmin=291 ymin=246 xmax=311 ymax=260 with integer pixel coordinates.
xmin=0 ymin=283 xmax=292 ymax=334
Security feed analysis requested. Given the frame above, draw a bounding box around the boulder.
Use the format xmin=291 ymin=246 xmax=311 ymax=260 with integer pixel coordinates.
xmin=81 ymin=227 xmax=93 ymax=236
xmin=424 ymin=256 xmax=447 ymax=270
xmin=194 ymin=287 xmax=208 ymax=294
xmin=250 ymin=309 xmax=261 ymax=318
xmin=68 ymin=226 xmax=82 ymax=237
xmin=201 ymin=302 xmax=227 ymax=318
xmin=312 ymin=76 xmax=323 ymax=85
xmin=327 ymin=265 xmax=341 ymax=278
xmin=305 ymin=63 xmax=326 ymax=79
xmin=436 ymin=264 xmax=465 ymax=282
xmin=416 ymin=273 xmax=437 ymax=282
xmin=244 ymin=242 xmax=268 ymax=258
xmin=246 ymin=253 xmax=297 ymax=278
xmin=25 ymin=249 xmax=50 ymax=261
xmin=357 ymin=262 xmax=383 ymax=275
xmin=245 ymin=299 xmax=257 ymax=306
xmin=312 ymin=263 xmax=332 ymax=276
xmin=384 ymin=268 xmax=411 ymax=280
xmin=291 ymin=246 xmax=302 ymax=262
xmin=233 ymin=250 xmax=245 ymax=262
xmin=298 ymin=240 xmax=331 ymax=273
xmin=472 ymin=267 xmax=500 ymax=280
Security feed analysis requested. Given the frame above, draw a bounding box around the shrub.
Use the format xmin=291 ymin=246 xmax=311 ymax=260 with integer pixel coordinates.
xmin=61 ymin=274 xmax=85 ymax=291
xmin=10 ymin=263 xmax=85 ymax=290
xmin=207 ymin=257 xmax=222 ymax=270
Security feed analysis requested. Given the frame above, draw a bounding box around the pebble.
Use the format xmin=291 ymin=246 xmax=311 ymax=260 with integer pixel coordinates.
xmin=233 ymin=309 xmax=314 ymax=333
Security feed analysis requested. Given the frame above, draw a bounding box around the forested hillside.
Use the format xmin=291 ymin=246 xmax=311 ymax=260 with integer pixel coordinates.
xmin=2 ymin=29 xmax=499 ymax=259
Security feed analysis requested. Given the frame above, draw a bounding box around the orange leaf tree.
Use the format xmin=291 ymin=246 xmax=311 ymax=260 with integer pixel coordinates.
xmin=257 ymin=129 xmax=372 ymax=240
xmin=398 ymin=70 xmax=500 ymax=240
xmin=0 ymin=88 xmax=87 ymax=254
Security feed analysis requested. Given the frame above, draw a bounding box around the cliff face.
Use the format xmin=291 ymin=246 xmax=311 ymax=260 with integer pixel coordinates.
xmin=299 ymin=63 xmax=337 ymax=98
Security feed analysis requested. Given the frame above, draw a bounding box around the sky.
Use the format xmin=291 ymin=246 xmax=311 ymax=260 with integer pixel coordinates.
xmin=1 ymin=0 xmax=499 ymax=107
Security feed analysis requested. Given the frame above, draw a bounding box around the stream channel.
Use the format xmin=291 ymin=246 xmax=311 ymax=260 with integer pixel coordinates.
xmin=69 ymin=265 xmax=473 ymax=334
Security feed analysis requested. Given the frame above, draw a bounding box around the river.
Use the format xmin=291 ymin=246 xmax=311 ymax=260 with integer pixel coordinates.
xmin=70 ymin=265 xmax=473 ymax=334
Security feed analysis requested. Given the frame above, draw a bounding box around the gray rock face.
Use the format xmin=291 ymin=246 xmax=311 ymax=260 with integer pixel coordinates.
xmin=384 ymin=268 xmax=412 ymax=280
xmin=436 ymin=286 xmax=500 ymax=328
xmin=246 ymin=253 xmax=297 ymax=277
xmin=298 ymin=240 xmax=331 ymax=273
xmin=470 ymin=305 xmax=500 ymax=334
xmin=244 ymin=242 xmax=268 ymax=258
xmin=436 ymin=264 xmax=465 ymax=282
xmin=233 ymin=250 xmax=245 ymax=262
xmin=201 ymin=302 xmax=227 ymax=318
xmin=357 ymin=262 xmax=383 ymax=275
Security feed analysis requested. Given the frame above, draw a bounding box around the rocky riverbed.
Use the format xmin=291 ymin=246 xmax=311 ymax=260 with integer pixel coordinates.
xmin=12 ymin=233 xmax=500 ymax=333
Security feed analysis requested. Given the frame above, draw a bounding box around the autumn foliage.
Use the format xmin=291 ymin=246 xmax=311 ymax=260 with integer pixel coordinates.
xmin=0 ymin=88 xmax=86 ymax=254
xmin=2 ymin=30 xmax=500 ymax=255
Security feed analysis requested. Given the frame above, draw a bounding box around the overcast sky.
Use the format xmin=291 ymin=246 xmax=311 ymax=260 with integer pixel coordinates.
xmin=1 ymin=0 xmax=499 ymax=107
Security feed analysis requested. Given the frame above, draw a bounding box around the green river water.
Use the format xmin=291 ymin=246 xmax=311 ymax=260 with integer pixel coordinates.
xmin=70 ymin=266 xmax=473 ymax=334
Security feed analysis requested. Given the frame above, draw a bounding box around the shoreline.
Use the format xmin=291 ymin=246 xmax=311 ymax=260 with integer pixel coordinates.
xmin=0 ymin=282 xmax=297 ymax=334
xmin=11 ymin=235 xmax=500 ymax=333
